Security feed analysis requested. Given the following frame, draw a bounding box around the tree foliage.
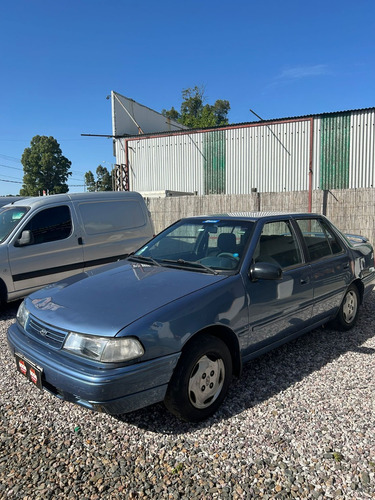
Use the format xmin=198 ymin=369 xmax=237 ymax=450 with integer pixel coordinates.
xmin=20 ymin=136 xmax=72 ymax=196
xmin=84 ymin=165 xmax=113 ymax=192
xmin=162 ymin=86 xmax=230 ymax=128
xmin=84 ymin=171 xmax=96 ymax=192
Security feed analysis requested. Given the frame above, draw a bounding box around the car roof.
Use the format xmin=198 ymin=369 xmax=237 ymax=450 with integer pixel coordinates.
xmin=187 ymin=212 xmax=322 ymax=222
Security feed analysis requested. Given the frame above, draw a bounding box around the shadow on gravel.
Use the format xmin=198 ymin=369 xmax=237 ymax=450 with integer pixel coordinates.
xmin=115 ymin=289 xmax=375 ymax=433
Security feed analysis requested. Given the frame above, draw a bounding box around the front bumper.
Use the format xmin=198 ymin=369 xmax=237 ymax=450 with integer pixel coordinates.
xmin=7 ymin=323 xmax=180 ymax=415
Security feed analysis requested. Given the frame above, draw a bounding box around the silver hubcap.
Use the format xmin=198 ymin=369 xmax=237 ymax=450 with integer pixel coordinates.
xmin=342 ymin=290 xmax=358 ymax=324
xmin=188 ymin=355 xmax=225 ymax=409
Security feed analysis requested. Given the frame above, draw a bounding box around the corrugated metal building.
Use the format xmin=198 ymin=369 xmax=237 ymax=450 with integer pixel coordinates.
xmin=113 ymin=107 xmax=375 ymax=202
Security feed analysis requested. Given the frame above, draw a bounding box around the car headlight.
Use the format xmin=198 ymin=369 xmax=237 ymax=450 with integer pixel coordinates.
xmin=63 ymin=332 xmax=144 ymax=363
xmin=17 ymin=301 xmax=29 ymax=329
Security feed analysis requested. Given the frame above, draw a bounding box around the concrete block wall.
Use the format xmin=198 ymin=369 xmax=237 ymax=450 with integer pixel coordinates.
xmin=146 ymin=188 xmax=375 ymax=246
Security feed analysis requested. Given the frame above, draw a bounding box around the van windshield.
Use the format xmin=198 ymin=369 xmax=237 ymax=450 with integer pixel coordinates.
xmin=0 ymin=206 xmax=28 ymax=242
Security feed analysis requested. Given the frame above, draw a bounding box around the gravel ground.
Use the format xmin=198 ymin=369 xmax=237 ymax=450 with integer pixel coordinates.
xmin=0 ymin=292 xmax=374 ymax=500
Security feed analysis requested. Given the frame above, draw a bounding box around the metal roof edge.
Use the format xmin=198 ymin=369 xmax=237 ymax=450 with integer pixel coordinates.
xmin=115 ymin=106 xmax=375 ymax=140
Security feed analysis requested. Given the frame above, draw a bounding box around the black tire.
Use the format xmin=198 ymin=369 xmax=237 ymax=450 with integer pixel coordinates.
xmin=332 ymin=284 xmax=360 ymax=331
xmin=0 ymin=281 xmax=7 ymax=310
xmin=164 ymin=335 xmax=232 ymax=422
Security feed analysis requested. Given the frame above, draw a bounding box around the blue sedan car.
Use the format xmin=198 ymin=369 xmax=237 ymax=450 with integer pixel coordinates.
xmin=7 ymin=213 xmax=375 ymax=422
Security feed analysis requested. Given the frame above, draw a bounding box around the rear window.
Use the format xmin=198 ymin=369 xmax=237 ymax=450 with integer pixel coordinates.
xmin=79 ymin=200 xmax=146 ymax=235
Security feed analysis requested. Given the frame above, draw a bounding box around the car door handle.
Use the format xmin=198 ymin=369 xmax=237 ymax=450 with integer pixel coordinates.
xmin=78 ymin=237 xmax=83 ymax=245
xmin=300 ymin=278 xmax=310 ymax=285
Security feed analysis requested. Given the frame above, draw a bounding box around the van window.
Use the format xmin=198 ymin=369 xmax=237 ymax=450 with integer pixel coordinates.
xmin=22 ymin=206 xmax=72 ymax=245
xmin=0 ymin=207 xmax=28 ymax=242
xmin=79 ymin=200 xmax=146 ymax=235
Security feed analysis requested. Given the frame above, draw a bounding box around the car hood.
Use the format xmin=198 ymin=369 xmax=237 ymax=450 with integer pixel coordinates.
xmin=25 ymin=261 xmax=227 ymax=336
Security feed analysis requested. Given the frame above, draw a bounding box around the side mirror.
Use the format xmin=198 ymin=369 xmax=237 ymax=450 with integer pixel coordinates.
xmin=249 ymin=261 xmax=282 ymax=281
xmin=15 ymin=230 xmax=33 ymax=247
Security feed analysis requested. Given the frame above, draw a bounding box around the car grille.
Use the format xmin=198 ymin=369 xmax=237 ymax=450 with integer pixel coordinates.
xmin=27 ymin=316 xmax=68 ymax=348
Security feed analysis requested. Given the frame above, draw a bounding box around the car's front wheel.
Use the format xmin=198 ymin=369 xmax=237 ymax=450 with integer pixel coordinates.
xmin=332 ymin=284 xmax=360 ymax=331
xmin=164 ymin=334 xmax=232 ymax=422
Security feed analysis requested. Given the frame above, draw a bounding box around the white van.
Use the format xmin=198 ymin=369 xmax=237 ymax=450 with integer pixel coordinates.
xmin=0 ymin=191 xmax=154 ymax=306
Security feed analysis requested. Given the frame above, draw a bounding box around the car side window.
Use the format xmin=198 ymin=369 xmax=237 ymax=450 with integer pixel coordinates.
xmin=21 ymin=206 xmax=72 ymax=245
xmin=254 ymin=221 xmax=303 ymax=268
xmin=296 ymin=218 xmax=343 ymax=261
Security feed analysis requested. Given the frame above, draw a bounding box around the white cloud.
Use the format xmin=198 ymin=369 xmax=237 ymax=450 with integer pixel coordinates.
xmin=276 ymin=64 xmax=330 ymax=80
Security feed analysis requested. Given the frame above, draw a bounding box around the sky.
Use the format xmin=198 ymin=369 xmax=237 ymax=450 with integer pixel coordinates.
xmin=0 ymin=0 xmax=374 ymax=196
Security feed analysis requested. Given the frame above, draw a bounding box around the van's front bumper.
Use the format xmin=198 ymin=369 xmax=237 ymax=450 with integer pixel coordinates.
xmin=7 ymin=323 xmax=180 ymax=415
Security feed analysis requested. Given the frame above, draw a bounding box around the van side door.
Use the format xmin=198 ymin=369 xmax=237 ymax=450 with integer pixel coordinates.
xmin=8 ymin=204 xmax=84 ymax=296
xmin=75 ymin=198 xmax=152 ymax=270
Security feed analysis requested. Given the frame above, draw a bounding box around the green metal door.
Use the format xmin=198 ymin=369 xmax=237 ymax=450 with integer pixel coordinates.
xmin=320 ymin=114 xmax=350 ymax=189
xmin=203 ymin=130 xmax=226 ymax=194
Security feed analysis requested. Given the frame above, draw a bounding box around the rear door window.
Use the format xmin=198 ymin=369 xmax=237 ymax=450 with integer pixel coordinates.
xmin=296 ymin=218 xmax=343 ymax=261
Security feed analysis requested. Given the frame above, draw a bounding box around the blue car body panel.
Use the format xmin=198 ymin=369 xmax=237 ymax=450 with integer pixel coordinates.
xmin=20 ymin=262 xmax=228 ymax=337
xmin=7 ymin=322 xmax=179 ymax=413
xmin=7 ymin=212 xmax=375 ymax=416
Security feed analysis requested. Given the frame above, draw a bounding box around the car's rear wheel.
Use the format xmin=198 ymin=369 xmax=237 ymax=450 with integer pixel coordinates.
xmin=332 ymin=284 xmax=360 ymax=331
xmin=164 ymin=335 xmax=232 ymax=422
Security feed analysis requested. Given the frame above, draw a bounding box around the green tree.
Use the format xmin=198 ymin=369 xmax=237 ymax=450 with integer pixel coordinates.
xmin=163 ymin=106 xmax=180 ymax=122
xmin=162 ymin=86 xmax=230 ymax=128
xmin=84 ymin=170 xmax=96 ymax=192
xmin=20 ymin=135 xmax=72 ymax=195
xmin=96 ymin=165 xmax=113 ymax=191
xmin=84 ymin=165 xmax=113 ymax=192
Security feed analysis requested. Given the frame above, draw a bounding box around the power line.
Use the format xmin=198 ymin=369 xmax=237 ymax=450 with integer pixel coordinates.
xmin=0 ymin=179 xmax=22 ymax=184
xmin=0 ymin=154 xmax=22 ymax=163
xmin=0 ymin=173 xmax=23 ymax=181
xmin=0 ymin=163 xmax=23 ymax=171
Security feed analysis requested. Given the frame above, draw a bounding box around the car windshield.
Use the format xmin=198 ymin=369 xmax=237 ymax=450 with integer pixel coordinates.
xmin=132 ymin=218 xmax=255 ymax=272
xmin=0 ymin=206 xmax=28 ymax=242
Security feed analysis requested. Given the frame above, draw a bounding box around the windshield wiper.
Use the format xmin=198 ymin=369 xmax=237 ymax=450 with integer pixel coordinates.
xmin=128 ymin=255 xmax=161 ymax=266
xmin=161 ymin=258 xmax=218 ymax=275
